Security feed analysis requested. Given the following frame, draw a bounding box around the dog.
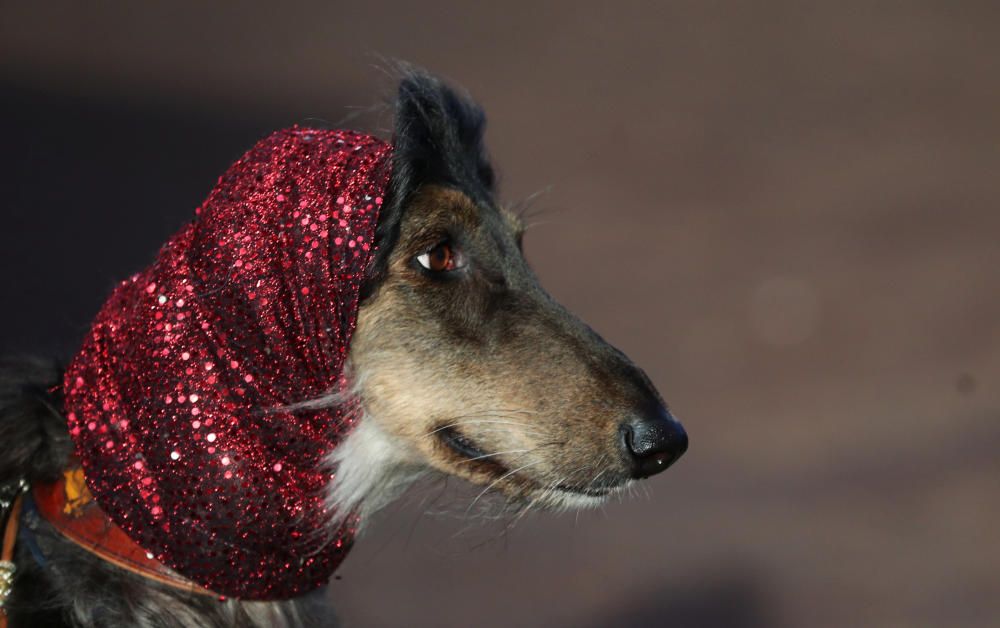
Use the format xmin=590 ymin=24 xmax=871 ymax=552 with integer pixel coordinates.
xmin=0 ymin=69 xmax=688 ymax=627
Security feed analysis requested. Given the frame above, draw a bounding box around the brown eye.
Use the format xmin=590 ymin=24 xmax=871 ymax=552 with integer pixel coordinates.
xmin=416 ymin=242 xmax=462 ymax=272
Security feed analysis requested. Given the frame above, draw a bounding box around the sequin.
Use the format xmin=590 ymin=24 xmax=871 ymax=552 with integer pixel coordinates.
xmin=63 ymin=128 xmax=390 ymax=599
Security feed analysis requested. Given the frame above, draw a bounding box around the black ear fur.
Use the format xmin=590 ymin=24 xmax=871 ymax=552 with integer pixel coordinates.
xmin=0 ymin=357 xmax=72 ymax=485
xmin=392 ymin=70 xmax=495 ymax=202
xmin=363 ymin=68 xmax=496 ymax=299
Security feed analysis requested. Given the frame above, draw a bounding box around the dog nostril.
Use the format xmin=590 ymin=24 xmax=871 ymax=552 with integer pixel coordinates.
xmin=620 ymin=407 xmax=688 ymax=479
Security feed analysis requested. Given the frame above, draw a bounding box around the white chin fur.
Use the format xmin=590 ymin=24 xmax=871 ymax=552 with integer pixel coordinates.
xmin=326 ymin=416 xmax=425 ymax=530
xmin=324 ymin=416 xmax=613 ymax=527
xmin=543 ymin=490 xmax=611 ymax=511
xmin=533 ymin=484 xmax=626 ymax=512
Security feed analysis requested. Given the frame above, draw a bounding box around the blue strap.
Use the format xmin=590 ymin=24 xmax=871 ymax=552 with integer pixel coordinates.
xmin=17 ymin=494 xmax=48 ymax=569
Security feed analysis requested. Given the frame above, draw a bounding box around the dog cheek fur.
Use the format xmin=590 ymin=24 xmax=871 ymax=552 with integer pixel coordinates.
xmin=324 ymin=399 xmax=428 ymax=529
xmin=333 ymin=297 xmax=504 ymax=495
xmin=322 ymin=299 xmax=453 ymax=528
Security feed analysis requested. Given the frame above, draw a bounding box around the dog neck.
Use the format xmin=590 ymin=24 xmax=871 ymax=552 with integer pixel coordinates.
xmin=32 ymin=466 xmax=218 ymax=598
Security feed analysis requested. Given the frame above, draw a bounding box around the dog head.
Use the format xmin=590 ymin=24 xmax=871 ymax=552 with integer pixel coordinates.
xmin=334 ymin=71 xmax=687 ymax=518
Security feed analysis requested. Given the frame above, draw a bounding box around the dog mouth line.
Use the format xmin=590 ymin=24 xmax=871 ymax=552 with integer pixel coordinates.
xmin=437 ymin=427 xmax=619 ymax=498
xmin=553 ymin=484 xmax=614 ymax=497
xmin=437 ymin=426 xmax=511 ymax=476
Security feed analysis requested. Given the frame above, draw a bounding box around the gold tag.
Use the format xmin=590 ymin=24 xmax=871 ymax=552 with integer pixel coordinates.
xmin=63 ymin=467 xmax=93 ymax=517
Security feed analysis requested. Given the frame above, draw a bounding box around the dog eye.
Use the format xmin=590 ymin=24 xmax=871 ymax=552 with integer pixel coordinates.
xmin=416 ymin=242 xmax=463 ymax=272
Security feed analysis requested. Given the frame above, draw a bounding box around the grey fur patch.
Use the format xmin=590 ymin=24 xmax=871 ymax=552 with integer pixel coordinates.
xmin=326 ymin=415 xmax=427 ymax=529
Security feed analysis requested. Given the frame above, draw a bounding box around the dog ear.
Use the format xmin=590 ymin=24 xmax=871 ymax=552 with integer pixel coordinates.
xmin=363 ymin=69 xmax=495 ymax=300
xmin=391 ymin=69 xmax=495 ymax=205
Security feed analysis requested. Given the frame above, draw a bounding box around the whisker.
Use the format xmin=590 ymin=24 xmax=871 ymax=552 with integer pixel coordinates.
xmin=459 ymin=449 xmax=530 ymax=463
xmin=425 ymin=419 xmax=541 ymax=437
xmin=424 ymin=426 xmax=545 ymax=441
xmin=466 ymin=460 xmax=544 ymax=514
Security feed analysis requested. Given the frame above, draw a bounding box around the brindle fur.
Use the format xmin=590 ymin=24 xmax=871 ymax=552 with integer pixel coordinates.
xmin=347 ymin=185 xmax=666 ymax=508
xmin=0 ymin=68 xmax=681 ymax=627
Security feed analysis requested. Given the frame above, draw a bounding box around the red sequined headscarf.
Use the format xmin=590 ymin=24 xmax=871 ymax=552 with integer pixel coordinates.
xmin=60 ymin=128 xmax=392 ymax=599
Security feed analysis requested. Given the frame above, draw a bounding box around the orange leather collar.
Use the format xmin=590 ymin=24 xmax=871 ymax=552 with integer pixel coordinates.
xmin=33 ymin=466 xmax=218 ymax=598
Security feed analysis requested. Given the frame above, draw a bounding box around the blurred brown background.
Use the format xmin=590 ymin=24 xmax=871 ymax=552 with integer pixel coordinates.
xmin=2 ymin=2 xmax=998 ymax=627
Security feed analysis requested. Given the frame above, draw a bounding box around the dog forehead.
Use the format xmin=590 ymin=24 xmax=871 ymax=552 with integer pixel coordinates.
xmin=398 ymin=185 xmax=521 ymax=243
xmin=388 ymin=186 xmax=524 ymax=271
xmin=405 ymin=185 xmax=482 ymax=223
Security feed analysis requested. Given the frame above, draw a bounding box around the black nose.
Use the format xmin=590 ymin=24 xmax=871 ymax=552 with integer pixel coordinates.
xmin=621 ymin=406 xmax=688 ymax=478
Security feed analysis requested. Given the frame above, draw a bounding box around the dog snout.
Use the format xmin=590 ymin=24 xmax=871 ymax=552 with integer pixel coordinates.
xmin=619 ymin=405 xmax=688 ymax=478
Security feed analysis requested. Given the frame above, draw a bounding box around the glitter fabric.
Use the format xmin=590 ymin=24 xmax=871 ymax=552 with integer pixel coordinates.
xmin=61 ymin=128 xmax=392 ymax=599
